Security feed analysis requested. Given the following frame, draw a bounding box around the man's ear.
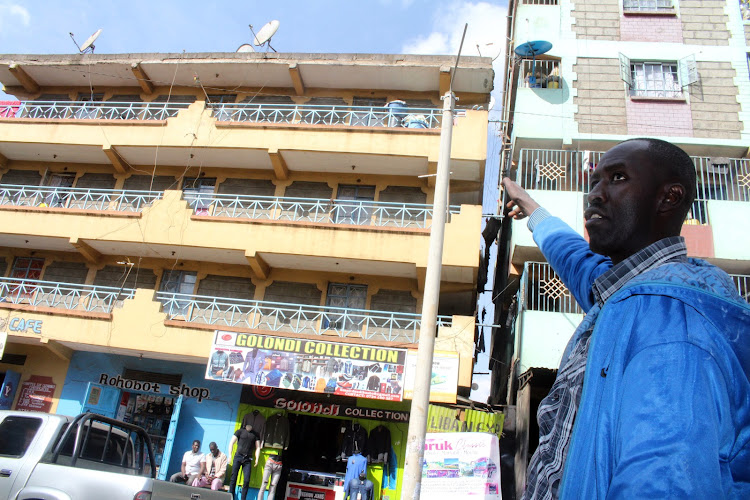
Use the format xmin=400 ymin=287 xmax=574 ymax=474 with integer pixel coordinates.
xmin=658 ymin=183 xmax=685 ymax=214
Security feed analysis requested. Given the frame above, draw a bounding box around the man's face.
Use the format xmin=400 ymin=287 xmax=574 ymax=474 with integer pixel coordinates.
xmin=210 ymin=444 xmax=219 ymax=456
xmin=192 ymin=441 xmax=200 ymax=453
xmin=585 ymin=141 xmax=662 ymax=264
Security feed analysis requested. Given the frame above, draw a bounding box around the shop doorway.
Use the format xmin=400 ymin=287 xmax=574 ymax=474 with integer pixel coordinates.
xmin=81 ymin=382 xmax=182 ymax=478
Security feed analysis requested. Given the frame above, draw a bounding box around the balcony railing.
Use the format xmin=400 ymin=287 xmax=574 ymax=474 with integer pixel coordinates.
xmin=0 ymin=184 xmax=163 ymax=212
xmin=516 ymin=149 xmax=750 ymax=225
xmin=0 ymin=101 xmax=191 ymax=120
xmin=0 ymin=277 xmax=135 ymax=314
xmin=157 ymin=291 xmax=451 ymax=343
xmin=184 ymin=193 xmax=460 ymax=229
xmin=210 ymin=103 xmax=442 ymax=129
xmin=519 ymin=262 xmax=583 ymax=314
xmin=730 ymin=274 xmax=750 ymax=303
xmin=519 ymin=265 xmax=750 ymax=315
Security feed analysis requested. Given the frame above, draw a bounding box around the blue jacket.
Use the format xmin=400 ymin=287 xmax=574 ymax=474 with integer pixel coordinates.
xmin=533 ymin=216 xmax=750 ymax=499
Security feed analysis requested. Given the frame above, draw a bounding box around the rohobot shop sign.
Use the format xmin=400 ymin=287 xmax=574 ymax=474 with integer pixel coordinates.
xmin=207 ymin=331 xmax=407 ymax=402
xmin=242 ymin=386 xmax=410 ymax=423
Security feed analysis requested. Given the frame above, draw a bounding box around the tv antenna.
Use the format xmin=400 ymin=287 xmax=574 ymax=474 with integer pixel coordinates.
xmin=70 ymin=29 xmax=102 ymax=54
xmin=249 ymin=20 xmax=280 ymax=52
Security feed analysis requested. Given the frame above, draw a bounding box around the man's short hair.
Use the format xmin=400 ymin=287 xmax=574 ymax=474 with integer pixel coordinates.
xmin=623 ymin=137 xmax=697 ymax=218
xmin=193 ymin=439 xmax=201 ymax=446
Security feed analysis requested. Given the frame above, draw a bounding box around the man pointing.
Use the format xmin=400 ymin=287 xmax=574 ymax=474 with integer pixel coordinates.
xmin=503 ymin=138 xmax=750 ymax=499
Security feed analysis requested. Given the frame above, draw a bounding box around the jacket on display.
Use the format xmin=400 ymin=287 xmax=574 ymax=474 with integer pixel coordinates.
xmin=263 ymin=412 xmax=291 ymax=450
xmin=366 ymin=425 xmax=391 ymax=463
xmin=533 ymin=216 xmax=750 ymax=499
xmin=340 ymin=422 xmax=368 ymax=458
xmin=343 ymin=453 xmax=368 ymax=491
xmin=242 ymin=410 xmax=266 ymax=444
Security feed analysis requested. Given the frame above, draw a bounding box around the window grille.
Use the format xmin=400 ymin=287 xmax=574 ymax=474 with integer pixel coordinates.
xmin=623 ymin=0 xmax=673 ymax=12
xmin=519 ymin=60 xmax=561 ymax=89
xmin=630 ymin=62 xmax=681 ymax=97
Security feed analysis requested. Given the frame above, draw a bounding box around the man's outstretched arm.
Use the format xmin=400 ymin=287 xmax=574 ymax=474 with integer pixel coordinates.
xmin=502 ymin=177 xmax=611 ymax=311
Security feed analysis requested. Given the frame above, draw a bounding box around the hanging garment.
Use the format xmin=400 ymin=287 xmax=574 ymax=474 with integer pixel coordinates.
xmin=343 ymin=453 xmax=368 ymax=491
xmin=366 ymin=425 xmax=391 ymax=464
xmin=241 ymin=410 xmax=266 ymax=443
xmin=340 ymin=422 xmax=368 ymax=458
xmin=382 ymin=445 xmax=398 ymax=490
xmin=263 ymin=412 xmax=291 ymax=450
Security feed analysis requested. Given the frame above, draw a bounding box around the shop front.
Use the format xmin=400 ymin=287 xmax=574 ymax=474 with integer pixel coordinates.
xmin=207 ymin=330 xmax=413 ymax=500
xmin=56 ymin=351 xmax=242 ymax=479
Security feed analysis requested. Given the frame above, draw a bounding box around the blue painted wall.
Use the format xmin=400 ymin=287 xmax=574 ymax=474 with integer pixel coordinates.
xmin=57 ymin=351 xmax=241 ymax=478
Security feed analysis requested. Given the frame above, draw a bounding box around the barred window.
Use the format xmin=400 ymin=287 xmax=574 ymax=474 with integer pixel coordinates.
xmin=623 ymin=0 xmax=673 ymax=12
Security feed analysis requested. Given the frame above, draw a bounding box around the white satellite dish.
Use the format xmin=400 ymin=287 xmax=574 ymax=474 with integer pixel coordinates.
xmin=253 ymin=20 xmax=280 ymax=47
xmin=237 ymin=43 xmax=255 ymax=53
xmin=80 ymin=29 xmax=102 ymax=52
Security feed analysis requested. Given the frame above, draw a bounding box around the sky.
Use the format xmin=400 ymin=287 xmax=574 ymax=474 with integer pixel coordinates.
xmin=0 ymin=0 xmax=507 ymax=403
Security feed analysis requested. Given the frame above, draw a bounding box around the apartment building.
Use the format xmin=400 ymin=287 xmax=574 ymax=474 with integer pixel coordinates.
xmin=489 ymin=0 xmax=750 ymax=497
xmin=0 ymin=52 xmax=493 ymax=499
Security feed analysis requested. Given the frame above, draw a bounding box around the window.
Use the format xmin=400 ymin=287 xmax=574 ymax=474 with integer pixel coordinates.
xmin=334 ymin=185 xmax=376 ymax=225
xmin=521 ymin=0 xmax=558 ymax=4
xmin=623 ymin=0 xmax=673 ymax=12
xmin=325 ymin=283 xmax=367 ymax=331
xmin=519 ymin=60 xmax=561 ymax=89
xmin=619 ymin=54 xmax=698 ymax=98
xmin=742 ymin=0 xmax=750 ymax=21
xmin=42 ymin=173 xmax=75 ymax=207
xmin=0 ymin=416 xmax=42 ymax=457
xmin=159 ymin=270 xmax=197 ymax=318
xmin=182 ymin=177 xmax=216 ymax=215
xmin=11 ymin=257 xmax=44 ymax=281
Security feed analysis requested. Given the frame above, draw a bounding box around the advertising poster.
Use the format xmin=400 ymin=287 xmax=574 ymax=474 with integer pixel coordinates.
xmin=421 ymin=432 xmax=501 ymax=499
xmin=403 ymin=350 xmax=459 ymax=404
xmin=15 ymin=375 xmax=56 ymax=413
xmin=206 ymin=331 xmax=407 ymax=402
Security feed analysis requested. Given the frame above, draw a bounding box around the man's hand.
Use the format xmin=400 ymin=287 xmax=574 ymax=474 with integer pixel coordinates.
xmin=501 ymin=177 xmax=540 ymax=220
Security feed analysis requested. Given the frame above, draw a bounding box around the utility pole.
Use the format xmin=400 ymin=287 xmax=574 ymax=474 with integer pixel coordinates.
xmin=401 ymin=88 xmax=457 ymax=500
xmin=402 ymin=25 xmax=467 ymax=499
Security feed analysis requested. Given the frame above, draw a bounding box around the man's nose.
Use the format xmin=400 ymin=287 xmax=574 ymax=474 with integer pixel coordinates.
xmin=587 ymin=182 xmax=606 ymax=205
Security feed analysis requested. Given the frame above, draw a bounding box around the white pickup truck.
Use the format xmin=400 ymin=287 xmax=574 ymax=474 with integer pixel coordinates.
xmin=0 ymin=410 xmax=232 ymax=500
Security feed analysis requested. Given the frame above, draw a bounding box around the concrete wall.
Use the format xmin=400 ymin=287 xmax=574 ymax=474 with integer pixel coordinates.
xmin=573 ymin=58 xmax=628 ymax=136
xmin=621 ymin=13 xmax=683 ymax=43
xmin=689 ymin=61 xmax=743 ymax=139
xmin=709 ymin=199 xmax=750 ymax=262
xmin=571 ymin=0 xmax=621 ymax=40
xmin=680 ymin=0 xmax=731 ymax=46
xmin=517 ymin=310 xmax=582 ymax=373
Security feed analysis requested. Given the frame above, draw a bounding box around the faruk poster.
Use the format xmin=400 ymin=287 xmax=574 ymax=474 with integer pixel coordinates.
xmin=421 ymin=432 xmax=501 ymax=499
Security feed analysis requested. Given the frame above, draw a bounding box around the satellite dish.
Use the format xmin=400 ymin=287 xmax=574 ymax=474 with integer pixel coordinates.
xmin=80 ymin=29 xmax=102 ymax=53
xmin=488 ymin=96 xmax=496 ymax=111
xmin=514 ymin=40 xmax=552 ymax=58
xmin=237 ymin=43 xmax=255 ymax=53
xmin=253 ymin=20 xmax=280 ymax=50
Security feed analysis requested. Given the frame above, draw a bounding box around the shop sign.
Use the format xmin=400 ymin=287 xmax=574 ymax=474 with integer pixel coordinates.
xmin=208 ymin=331 xmax=408 ymax=402
xmin=97 ymin=373 xmax=211 ymax=403
xmin=403 ymin=350 xmax=459 ymax=404
xmin=0 ymin=316 xmax=43 ymax=334
xmin=16 ymin=375 xmax=56 ymax=413
xmin=421 ymin=432 xmax=501 ymax=500
xmin=426 ymin=404 xmax=504 ymax=437
xmin=242 ymin=386 xmax=410 ymax=423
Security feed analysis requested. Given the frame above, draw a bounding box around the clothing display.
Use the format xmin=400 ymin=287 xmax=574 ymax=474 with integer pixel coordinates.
xmin=340 ymin=422 xmax=368 ymax=459
xmin=242 ymin=410 xmax=266 ymax=444
xmin=229 ymin=351 xmax=245 ymax=364
xmin=343 ymin=453 xmax=367 ymax=490
xmin=366 ymin=425 xmax=391 ymax=463
xmin=209 ymin=350 xmax=229 ymax=377
xmin=263 ymin=412 xmax=291 ymax=450
xmin=266 ymin=369 xmax=283 ymax=387
xmin=258 ymin=455 xmax=283 ymax=500
xmin=229 ymin=454 xmax=255 ymax=500
xmin=344 ymin=476 xmax=374 ymax=500
xmin=382 ymin=445 xmax=397 ymax=490
xmin=525 ymin=213 xmax=750 ymax=499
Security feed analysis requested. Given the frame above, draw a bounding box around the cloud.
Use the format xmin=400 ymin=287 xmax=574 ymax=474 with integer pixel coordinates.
xmin=0 ymin=3 xmax=30 ymax=30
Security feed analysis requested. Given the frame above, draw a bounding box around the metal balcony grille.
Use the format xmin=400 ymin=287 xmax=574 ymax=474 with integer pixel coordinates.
xmin=519 ymin=262 xmax=583 ymax=314
xmin=157 ymin=291 xmax=451 ymax=343
xmin=730 ymin=274 xmax=750 ymax=303
xmin=1 ymin=101 xmax=191 ymax=120
xmin=0 ymin=278 xmax=135 ymax=313
xmin=519 ymin=60 xmax=561 ymax=89
xmin=210 ymin=103 xmax=442 ymax=129
xmin=517 ymin=149 xmax=750 ymax=225
xmin=185 ymin=193 xmax=460 ymax=229
xmin=0 ymin=185 xmax=162 ymax=212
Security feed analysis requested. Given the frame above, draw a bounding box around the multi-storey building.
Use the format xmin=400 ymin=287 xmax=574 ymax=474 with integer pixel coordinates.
xmin=0 ymin=52 xmax=493 ymax=499
xmin=490 ymin=0 xmax=750 ymax=497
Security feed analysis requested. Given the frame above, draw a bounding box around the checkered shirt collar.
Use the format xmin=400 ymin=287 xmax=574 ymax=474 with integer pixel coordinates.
xmin=592 ymin=236 xmax=688 ymax=305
